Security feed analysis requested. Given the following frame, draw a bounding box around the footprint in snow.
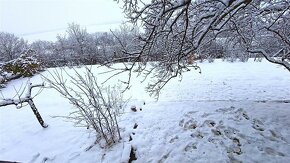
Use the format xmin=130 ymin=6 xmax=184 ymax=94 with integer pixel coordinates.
xmin=252 ymin=118 xmax=265 ymax=131
xmin=234 ymin=108 xmax=250 ymax=121
xmin=179 ymin=111 xmax=199 ymax=130
xmin=259 ymin=129 xmax=288 ymax=143
xmin=179 ymin=119 xmax=198 ymax=130
xmin=211 ymin=128 xmax=222 ymax=136
xmin=242 ymin=112 xmax=250 ymax=120
xmin=202 ymin=120 xmax=216 ymax=127
xmin=190 ymin=130 xmax=205 ymax=139
xmin=227 ymin=108 xmax=250 ymax=121
xmin=269 ymin=129 xmax=288 ymax=143
xmin=257 ymin=146 xmax=285 ymax=157
xmin=184 ymin=142 xmax=197 ymax=152
xmin=41 ymin=156 xmax=55 ymax=163
xmin=227 ymin=144 xmax=242 ymax=155
xmin=228 ymin=153 xmax=242 ymax=163
xmin=133 ymin=123 xmax=138 ymax=129
xmin=207 ymin=136 xmax=223 ymax=144
xmin=169 ymin=135 xmax=179 ymax=143
xmin=201 ymin=112 xmax=213 ymax=118
xmin=216 ymin=106 xmax=236 ymax=113
xmin=184 ymin=111 xmax=198 ymax=118
xmin=224 ymin=126 xmax=240 ymax=139
xmin=158 ymin=152 xmax=170 ymax=163
xmin=264 ymin=147 xmax=285 ymax=156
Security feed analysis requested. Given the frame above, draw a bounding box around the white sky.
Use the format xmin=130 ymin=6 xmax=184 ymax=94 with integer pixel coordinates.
xmin=0 ymin=0 xmax=125 ymax=42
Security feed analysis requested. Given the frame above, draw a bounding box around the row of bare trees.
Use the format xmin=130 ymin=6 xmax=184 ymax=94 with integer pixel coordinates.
xmin=0 ymin=24 xmax=139 ymax=68
xmin=0 ymin=32 xmax=28 ymax=62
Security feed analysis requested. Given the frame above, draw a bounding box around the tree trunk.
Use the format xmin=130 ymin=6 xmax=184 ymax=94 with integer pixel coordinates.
xmin=27 ymin=99 xmax=48 ymax=128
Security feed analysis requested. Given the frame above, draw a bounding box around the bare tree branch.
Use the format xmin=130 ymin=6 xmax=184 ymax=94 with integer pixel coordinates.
xmin=248 ymin=49 xmax=290 ymax=71
xmin=0 ymin=83 xmax=48 ymax=128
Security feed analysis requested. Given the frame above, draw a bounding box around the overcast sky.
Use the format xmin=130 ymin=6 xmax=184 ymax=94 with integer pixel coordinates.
xmin=0 ymin=0 xmax=125 ymax=42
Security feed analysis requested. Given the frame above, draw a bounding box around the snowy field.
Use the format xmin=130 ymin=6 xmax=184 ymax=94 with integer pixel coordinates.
xmin=1 ymin=59 xmax=290 ymax=163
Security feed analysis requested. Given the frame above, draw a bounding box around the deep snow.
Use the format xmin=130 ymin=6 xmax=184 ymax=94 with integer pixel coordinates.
xmin=0 ymin=59 xmax=290 ymax=163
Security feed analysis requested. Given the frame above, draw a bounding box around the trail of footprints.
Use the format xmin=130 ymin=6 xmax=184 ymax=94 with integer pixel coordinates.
xmin=176 ymin=106 xmax=287 ymax=162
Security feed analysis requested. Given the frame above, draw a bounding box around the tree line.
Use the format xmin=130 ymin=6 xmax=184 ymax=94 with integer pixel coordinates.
xmin=0 ymin=23 xmax=140 ymax=67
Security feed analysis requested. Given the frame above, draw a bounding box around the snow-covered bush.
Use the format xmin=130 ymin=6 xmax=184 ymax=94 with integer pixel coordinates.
xmin=0 ymin=72 xmax=19 ymax=88
xmin=0 ymin=49 xmax=41 ymax=77
xmin=45 ymin=67 xmax=124 ymax=147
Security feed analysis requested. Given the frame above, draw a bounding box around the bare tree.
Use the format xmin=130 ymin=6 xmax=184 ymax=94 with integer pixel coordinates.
xmin=218 ymin=0 xmax=290 ymax=68
xmin=108 ymin=0 xmax=290 ymax=98
xmin=66 ymin=23 xmax=89 ymax=62
xmin=0 ymin=32 xmax=28 ymax=62
xmin=107 ymin=0 xmax=253 ymax=97
xmin=50 ymin=23 xmax=112 ymax=66
xmin=110 ymin=24 xmax=141 ymax=62
xmin=246 ymin=0 xmax=290 ymax=71
xmin=30 ymin=40 xmax=55 ymax=67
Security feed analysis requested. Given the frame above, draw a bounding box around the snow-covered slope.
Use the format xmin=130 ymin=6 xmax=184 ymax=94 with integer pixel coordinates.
xmin=0 ymin=59 xmax=290 ymax=162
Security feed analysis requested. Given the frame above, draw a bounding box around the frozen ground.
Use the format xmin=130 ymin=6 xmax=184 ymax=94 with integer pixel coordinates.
xmin=0 ymin=59 xmax=290 ymax=162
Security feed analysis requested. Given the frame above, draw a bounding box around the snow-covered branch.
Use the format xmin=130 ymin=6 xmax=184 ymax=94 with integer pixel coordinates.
xmin=0 ymin=83 xmax=48 ymax=128
xmin=0 ymin=83 xmax=44 ymax=107
xmin=248 ymin=49 xmax=290 ymax=72
xmin=112 ymin=0 xmax=254 ymax=98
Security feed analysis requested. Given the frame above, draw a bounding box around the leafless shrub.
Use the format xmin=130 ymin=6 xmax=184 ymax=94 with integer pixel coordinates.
xmin=44 ymin=67 xmax=124 ymax=147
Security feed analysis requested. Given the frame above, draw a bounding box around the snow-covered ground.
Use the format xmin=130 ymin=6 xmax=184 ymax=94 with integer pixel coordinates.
xmin=0 ymin=59 xmax=290 ymax=163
